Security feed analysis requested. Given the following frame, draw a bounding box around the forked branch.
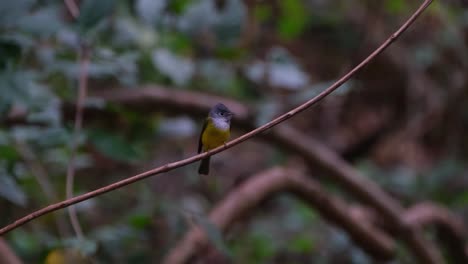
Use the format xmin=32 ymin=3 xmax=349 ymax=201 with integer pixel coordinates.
xmin=163 ymin=167 xmax=396 ymax=264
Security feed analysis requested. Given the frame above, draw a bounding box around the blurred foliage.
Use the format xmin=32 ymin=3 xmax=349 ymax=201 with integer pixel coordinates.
xmin=1 ymin=0 xmax=467 ymax=263
xmin=277 ymin=0 xmax=310 ymax=40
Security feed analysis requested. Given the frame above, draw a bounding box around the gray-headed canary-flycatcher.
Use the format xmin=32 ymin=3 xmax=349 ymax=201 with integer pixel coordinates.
xmin=198 ymin=103 xmax=233 ymax=175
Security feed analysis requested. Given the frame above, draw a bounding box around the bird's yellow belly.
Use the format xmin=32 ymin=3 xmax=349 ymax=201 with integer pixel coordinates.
xmin=201 ymin=122 xmax=230 ymax=151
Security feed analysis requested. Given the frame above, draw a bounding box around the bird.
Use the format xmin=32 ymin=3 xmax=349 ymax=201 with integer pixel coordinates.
xmin=198 ymin=103 xmax=233 ymax=175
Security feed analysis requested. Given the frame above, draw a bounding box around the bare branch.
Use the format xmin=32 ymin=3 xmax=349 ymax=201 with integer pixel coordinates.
xmin=62 ymin=0 xmax=87 ymax=240
xmin=163 ymin=167 xmax=395 ymax=264
xmin=405 ymin=203 xmax=468 ymax=262
xmin=64 ymin=0 xmax=79 ymax=19
xmin=65 ymin=44 xmax=90 ymax=240
xmin=266 ymin=126 xmax=443 ymax=263
xmin=0 ymin=238 xmax=22 ymax=264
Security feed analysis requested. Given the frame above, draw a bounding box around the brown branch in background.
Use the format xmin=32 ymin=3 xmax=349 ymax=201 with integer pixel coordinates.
xmin=163 ymin=167 xmax=395 ymax=264
xmin=63 ymin=0 xmax=87 ymax=240
xmin=0 ymin=0 xmax=434 ymax=246
xmin=88 ymin=86 xmax=250 ymax=120
xmin=64 ymin=0 xmax=79 ymax=19
xmin=405 ymin=203 xmax=468 ymax=263
xmin=0 ymin=238 xmax=22 ymax=264
xmin=289 ymin=173 xmax=395 ymax=260
xmin=65 ymin=44 xmax=90 ymax=240
xmin=267 ymin=126 xmax=443 ymax=263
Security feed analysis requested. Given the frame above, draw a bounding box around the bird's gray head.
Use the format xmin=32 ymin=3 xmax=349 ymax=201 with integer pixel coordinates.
xmin=210 ymin=103 xmax=233 ymax=122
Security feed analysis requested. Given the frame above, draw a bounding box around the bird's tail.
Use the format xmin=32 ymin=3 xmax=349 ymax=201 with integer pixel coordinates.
xmin=198 ymin=156 xmax=211 ymax=175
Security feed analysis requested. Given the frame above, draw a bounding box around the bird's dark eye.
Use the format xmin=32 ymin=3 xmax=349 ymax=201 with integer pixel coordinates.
xmin=220 ymin=112 xmax=224 ymax=116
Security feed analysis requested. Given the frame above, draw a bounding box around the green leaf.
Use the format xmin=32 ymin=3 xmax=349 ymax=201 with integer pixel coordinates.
xmin=167 ymin=0 xmax=192 ymax=15
xmin=17 ymin=6 xmax=64 ymax=37
xmin=254 ymin=4 xmax=272 ymax=22
xmin=0 ymin=38 xmax=22 ymax=69
xmin=129 ymin=214 xmax=152 ymax=229
xmin=135 ymin=0 xmax=165 ymax=25
xmin=235 ymin=233 xmax=275 ymax=262
xmin=453 ymin=191 xmax=468 ymax=207
xmin=385 ymin=0 xmax=407 ymax=14
xmin=192 ymin=213 xmax=231 ymax=258
xmin=0 ymin=69 xmax=54 ymax=109
xmin=9 ymin=229 xmax=41 ymax=256
xmin=0 ymin=172 xmax=27 ymax=206
xmin=77 ymin=0 xmax=115 ymax=33
xmin=0 ymin=145 xmax=19 ymax=161
xmin=277 ymin=0 xmax=310 ymax=40
xmin=64 ymin=237 xmax=98 ymax=256
xmin=0 ymin=0 xmax=34 ymax=27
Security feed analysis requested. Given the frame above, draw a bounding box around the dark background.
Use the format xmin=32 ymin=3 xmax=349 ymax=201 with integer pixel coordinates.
xmin=0 ymin=0 xmax=467 ymax=263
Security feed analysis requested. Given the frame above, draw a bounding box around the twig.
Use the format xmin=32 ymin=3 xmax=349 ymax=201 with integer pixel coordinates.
xmin=163 ymin=167 xmax=395 ymax=264
xmin=65 ymin=44 xmax=90 ymax=240
xmin=0 ymin=0 xmax=434 ymax=237
xmin=405 ymin=203 xmax=468 ymax=262
xmin=64 ymin=0 xmax=80 ymax=19
xmin=63 ymin=0 xmax=87 ymax=240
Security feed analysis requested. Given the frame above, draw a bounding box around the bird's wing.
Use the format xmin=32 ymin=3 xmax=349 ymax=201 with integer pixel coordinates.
xmin=197 ymin=118 xmax=208 ymax=153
